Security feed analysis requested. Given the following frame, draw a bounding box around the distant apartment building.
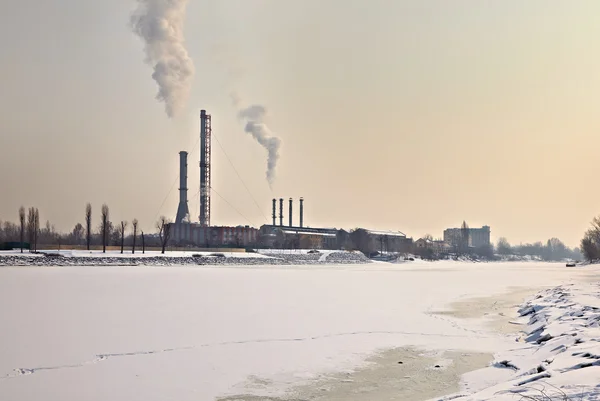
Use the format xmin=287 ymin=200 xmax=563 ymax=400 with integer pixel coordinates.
xmin=443 ymin=226 xmax=491 ymax=248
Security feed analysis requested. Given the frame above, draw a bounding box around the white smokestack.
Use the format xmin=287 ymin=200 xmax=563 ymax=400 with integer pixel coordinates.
xmin=234 ymin=97 xmax=282 ymax=188
xmin=130 ymin=0 xmax=194 ymax=118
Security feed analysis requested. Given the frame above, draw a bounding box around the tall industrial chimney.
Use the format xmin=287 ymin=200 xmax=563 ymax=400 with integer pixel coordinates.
xmin=199 ymin=110 xmax=212 ymax=227
xmin=289 ymin=198 xmax=293 ymax=227
xmin=272 ymin=199 xmax=277 ymax=226
xmin=279 ymin=198 xmax=284 ymax=226
xmin=175 ymin=151 xmax=190 ymax=224
xmin=300 ymin=197 xmax=304 ymax=228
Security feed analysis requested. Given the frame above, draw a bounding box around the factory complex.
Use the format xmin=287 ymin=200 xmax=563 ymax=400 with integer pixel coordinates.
xmin=167 ymin=110 xmax=489 ymax=255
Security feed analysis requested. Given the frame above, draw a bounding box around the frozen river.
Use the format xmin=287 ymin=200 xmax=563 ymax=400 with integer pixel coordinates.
xmin=0 ymin=262 xmax=597 ymax=400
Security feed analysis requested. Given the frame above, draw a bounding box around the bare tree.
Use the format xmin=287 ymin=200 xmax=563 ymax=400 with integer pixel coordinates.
xmin=37 ymin=220 xmax=56 ymax=246
xmin=101 ymin=204 xmax=110 ymax=253
xmin=156 ymin=216 xmax=171 ymax=254
xmin=544 ymin=237 xmax=567 ymax=261
xmin=26 ymin=207 xmax=35 ymax=252
xmin=4 ymin=221 xmax=20 ymax=242
xmin=582 ymin=216 xmax=600 ymax=262
xmin=119 ymin=221 xmax=128 ymax=254
xmin=131 ymin=219 xmax=138 ymax=254
xmin=72 ymin=223 xmax=84 ymax=245
xmin=581 ymin=234 xmax=598 ymax=262
xmin=497 ymin=237 xmax=511 ymax=255
xmin=109 ymin=222 xmax=120 ymax=246
xmin=85 ymin=203 xmax=92 ymax=251
xmin=34 ymin=208 xmax=39 ymax=252
xmin=19 ymin=206 xmax=25 ymax=253
xmin=26 ymin=207 xmax=40 ymax=252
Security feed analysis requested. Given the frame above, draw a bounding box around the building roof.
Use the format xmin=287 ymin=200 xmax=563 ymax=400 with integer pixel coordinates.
xmin=364 ymin=229 xmax=407 ymax=238
xmin=168 ymin=223 xmax=258 ymax=230
xmin=444 ymin=226 xmax=490 ymax=232
xmin=416 ymin=238 xmax=449 ymax=244
xmin=261 ymin=225 xmax=338 ymax=235
xmin=280 ymin=229 xmax=337 ymax=238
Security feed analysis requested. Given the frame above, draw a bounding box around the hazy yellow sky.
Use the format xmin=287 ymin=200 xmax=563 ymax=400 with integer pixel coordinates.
xmin=1 ymin=1 xmax=599 ymax=247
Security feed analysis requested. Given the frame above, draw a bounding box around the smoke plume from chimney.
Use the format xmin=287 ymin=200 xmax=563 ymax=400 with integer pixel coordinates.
xmin=130 ymin=0 xmax=194 ymax=118
xmin=232 ymin=94 xmax=282 ymax=188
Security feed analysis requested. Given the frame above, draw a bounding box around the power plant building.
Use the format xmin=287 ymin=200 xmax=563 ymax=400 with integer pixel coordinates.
xmin=259 ymin=197 xmax=341 ymax=249
xmin=168 ymin=109 xmax=258 ymax=248
xmin=258 ymin=225 xmax=339 ymax=249
xmin=166 ymin=108 xmax=410 ymax=252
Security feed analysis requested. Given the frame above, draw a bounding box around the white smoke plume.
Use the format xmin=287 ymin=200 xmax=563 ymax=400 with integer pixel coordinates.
xmin=235 ymin=99 xmax=282 ymax=188
xmin=130 ymin=0 xmax=194 ymax=118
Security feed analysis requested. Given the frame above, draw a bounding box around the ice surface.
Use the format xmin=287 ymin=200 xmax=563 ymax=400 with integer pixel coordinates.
xmin=0 ymin=262 xmax=597 ymax=401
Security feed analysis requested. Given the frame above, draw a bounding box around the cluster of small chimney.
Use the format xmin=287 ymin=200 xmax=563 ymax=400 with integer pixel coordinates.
xmin=272 ymin=198 xmax=304 ymax=228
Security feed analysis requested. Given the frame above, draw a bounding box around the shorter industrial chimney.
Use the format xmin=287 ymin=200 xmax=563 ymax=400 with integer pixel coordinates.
xmin=300 ymin=197 xmax=304 ymax=228
xmin=175 ymin=151 xmax=190 ymax=224
xmin=279 ymin=198 xmax=284 ymax=226
xmin=272 ymin=199 xmax=277 ymax=226
xmin=289 ymin=198 xmax=293 ymax=227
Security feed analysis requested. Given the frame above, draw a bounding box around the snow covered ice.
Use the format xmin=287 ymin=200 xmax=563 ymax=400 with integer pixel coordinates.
xmin=0 ymin=261 xmax=598 ymax=400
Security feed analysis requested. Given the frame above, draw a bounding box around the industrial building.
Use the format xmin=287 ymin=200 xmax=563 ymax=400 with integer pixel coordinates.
xmin=348 ymin=228 xmax=413 ymax=255
xmin=258 ymin=198 xmax=340 ymax=249
xmin=171 ymin=223 xmax=258 ymax=248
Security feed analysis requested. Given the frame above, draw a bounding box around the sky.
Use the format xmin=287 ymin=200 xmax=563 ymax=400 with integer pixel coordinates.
xmin=1 ymin=0 xmax=599 ymax=247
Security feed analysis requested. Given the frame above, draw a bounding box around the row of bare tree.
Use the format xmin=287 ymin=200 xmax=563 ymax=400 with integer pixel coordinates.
xmin=88 ymin=203 xmax=171 ymax=254
xmin=14 ymin=206 xmax=40 ymax=253
xmin=1 ymin=205 xmax=172 ymax=254
xmin=496 ymin=237 xmax=579 ymax=261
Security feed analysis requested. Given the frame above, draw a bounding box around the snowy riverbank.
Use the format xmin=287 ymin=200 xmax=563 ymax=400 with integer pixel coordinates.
xmin=0 ymin=249 xmax=371 ymax=266
xmin=436 ymin=282 xmax=600 ymax=400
